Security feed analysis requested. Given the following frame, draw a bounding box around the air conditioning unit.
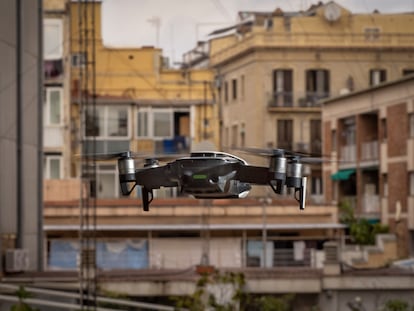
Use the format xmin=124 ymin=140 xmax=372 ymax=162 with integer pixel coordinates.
xmin=5 ymin=249 xmax=30 ymax=272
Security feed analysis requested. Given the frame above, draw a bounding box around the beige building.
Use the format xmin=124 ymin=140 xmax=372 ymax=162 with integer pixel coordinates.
xmin=323 ymin=74 xmax=414 ymax=257
xmin=198 ymin=1 xmax=414 ymax=202
xmin=43 ymin=0 xmax=72 ymax=179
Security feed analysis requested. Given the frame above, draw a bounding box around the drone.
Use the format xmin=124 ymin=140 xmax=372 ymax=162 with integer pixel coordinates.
xmin=98 ymin=148 xmax=326 ymax=211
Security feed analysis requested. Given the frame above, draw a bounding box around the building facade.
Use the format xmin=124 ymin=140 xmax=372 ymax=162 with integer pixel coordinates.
xmin=323 ymin=75 xmax=414 ymax=258
xmin=204 ymin=1 xmax=414 ymax=202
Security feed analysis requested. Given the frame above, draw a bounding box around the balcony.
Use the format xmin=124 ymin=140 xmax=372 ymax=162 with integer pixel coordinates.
xmin=44 ymin=59 xmax=63 ymax=81
xmin=361 ymin=141 xmax=379 ymax=162
xmin=340 ymin=144 xmax=356 ymax=163
xmin=362 ymin=194 xmax=380 ymax=215
xmin=267 ymin=91 xmax=327 ymax=111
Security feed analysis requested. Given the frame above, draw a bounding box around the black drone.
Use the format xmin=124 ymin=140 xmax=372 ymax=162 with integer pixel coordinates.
xmin=100 ymin=148 xmax=325 ymax=211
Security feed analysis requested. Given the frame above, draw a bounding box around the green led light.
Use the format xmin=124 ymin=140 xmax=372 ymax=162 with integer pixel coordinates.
xmin=193 ymin=174 xmax=207 ymax=180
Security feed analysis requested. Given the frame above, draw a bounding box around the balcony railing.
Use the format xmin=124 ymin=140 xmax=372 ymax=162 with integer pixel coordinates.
xmin=340 ymin=144 xmax=356 ymax=162
xmin=247 ymin=248 xmax=313 ymax=268
xmin=362 ymin=194 xmax=380 ymax=214
xmin=268 ymin=91 xmax=328 ymax=109
xmin=361 ymin=141 xmax=379 ymax=161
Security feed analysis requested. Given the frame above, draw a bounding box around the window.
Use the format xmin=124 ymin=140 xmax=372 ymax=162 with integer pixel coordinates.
xmin=44 ymin=155 xmax=62 ymax=179
xmin=240 ymin=75 xmax=245 ymax=100
xmin=277 ymin=119 xmax=293 ymax=150
xmin=231 ymin=124 xmax=238 ymax=148
xmin=71 ymin=52 xmax=87 ymax=67
xmin=409 ymin=113 xmax=414 ymax=138
xmin=381 ymin=118 xmax=387 ymax=141
xmin=232 ymin=79 xmax=237 ymax=100
xmin=311 ymin=176 xmax=323 ymax=195
xmin=331 ymin=129 xmax=337 ymax=152
xmin=96 ymin=164 xmax=119 ymax=198
xmin=44 ymin=87 xmax=62 ymax=126
xmin=137 ymin=110 xmax=149 ymax=137
xmin=86 ymin=106 xmax=129 ymax=138
xmin=305 ymin=69 xmax=329 ymax=105
xmin=365 ymin=27 xmax=380 ymax=41
xmin=310 ymin=119 xmax=322 ymax=154
xmin=370 ymin=69 xmax=386 ymax=86
xmin=403 ymin=69 xmax=414 ymax=76
xmin=271 ymin=69 xmax=293 ymax=107
xmin=224 ymin=81 xmax=228 ymax=103
xmin=44 ymin=19 xmax=63 ymax=60
xmin=136 ymin=108 xmax=175 ymax=139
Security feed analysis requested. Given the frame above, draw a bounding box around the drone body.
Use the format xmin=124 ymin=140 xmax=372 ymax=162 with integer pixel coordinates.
xmin=117 ymin=150 xmax=308 ymax=211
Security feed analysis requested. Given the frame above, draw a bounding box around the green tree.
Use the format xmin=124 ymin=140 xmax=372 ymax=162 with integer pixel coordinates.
xmin=11 ymin=286 xmax=39 ymax=311
xmin=339 ymin=200 xmax=388 ymax=245
xmin=382 ymin=299 xmax=410 ymax=311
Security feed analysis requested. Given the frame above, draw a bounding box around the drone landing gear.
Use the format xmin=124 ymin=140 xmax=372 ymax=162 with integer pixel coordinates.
xmin=294 ymin=177 xmax=307 ymax=210
xmin=141 ymin=187 xmax=153 ymax=212
xmin=269 ymin=177 xmax=307 ymax=210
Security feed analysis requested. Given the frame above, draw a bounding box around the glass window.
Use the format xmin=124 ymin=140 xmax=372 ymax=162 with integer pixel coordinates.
xmin=108 ymin=106 xmax=128 ymax=137
xmin=232 ymin=79 xmax=237 ymax=100
xmin=271 ymin=69 xmax=293 ymax=107
xmin=137 ymin=111 xmax=149 ymax=137
xmin=96 ymin=164 xmax=119 ymax=198
xmin=305 ymin=69 xmax=329 ymax=104
xmin=86 ymin=106 xmax=129 ymax=138
xmin=153 ymin=111 xmax=172 ymax=137
xmin=44 ymin=156 xmax=62 ymax=179
xmin=44 ymin=19 xmax=63 ymax=60
xmin=44 ymin=87 xmax=62 ymax=126
xmin=365 ymin=27 xmax=380 ymax=41
xmin=370 ymin=69 xmax=387 ymax=86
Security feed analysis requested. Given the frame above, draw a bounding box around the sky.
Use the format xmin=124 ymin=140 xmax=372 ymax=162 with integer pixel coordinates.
xmin=101 ymin=0 xmax=414 ymax=64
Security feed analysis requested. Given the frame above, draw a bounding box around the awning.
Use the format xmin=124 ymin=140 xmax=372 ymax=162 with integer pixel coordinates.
xmin=331 ymin=169 xmax=355 ymax=181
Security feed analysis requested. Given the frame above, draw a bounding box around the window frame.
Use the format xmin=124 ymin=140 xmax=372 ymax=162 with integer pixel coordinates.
xmin=44 ymin=87 xmax=63 ymax=126
xmin=135 ymin=108 xmax=177 ymax=140
xmin=85 ymin=105 xmax=131 ymax=140
xmin=44 ymin=155 xmax=62 ymax=179
xmin=96 ymin=164 xmax=120 ymax=199
xmin=370 ymin=69 xmax=387 ymax=86
xmin=44 ymin=18 xmax=63 ymax=60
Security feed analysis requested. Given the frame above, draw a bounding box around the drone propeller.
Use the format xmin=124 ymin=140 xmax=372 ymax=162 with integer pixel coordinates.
xmin=236 ymin=147 xmax=340 ymax=164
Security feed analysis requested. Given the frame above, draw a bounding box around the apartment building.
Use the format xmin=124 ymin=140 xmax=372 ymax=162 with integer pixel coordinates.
xmin=323 ymin=74 xmax=414 ymax=258
xmin=68 ymin=1 xmax=218 ymax=199
xmin=43 ymin=0 xmax=71 ymax=180
xmin=203 ymin=1 xmax=414 ymax=202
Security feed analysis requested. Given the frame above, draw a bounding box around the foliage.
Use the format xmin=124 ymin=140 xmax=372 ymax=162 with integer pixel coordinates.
xmin=10 ymin=286 xmax=39 ymax=311
xmin=381 ymin=299 xmax=410 ymax=311
xmin=173 ymin=270 xmax=246 ymax=311
xmin=339 ymin=200 xmax=389 ymax=245
xmin=253 ymin=294 xmax=295 ymax=311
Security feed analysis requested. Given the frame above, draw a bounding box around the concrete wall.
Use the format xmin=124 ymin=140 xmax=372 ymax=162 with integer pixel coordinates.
xmin=0 ymin=0 xmax=42 ymax=272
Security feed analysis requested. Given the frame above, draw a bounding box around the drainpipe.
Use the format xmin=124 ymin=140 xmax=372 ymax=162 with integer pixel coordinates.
xmin=16 ymin=0 xmax=22 ymax=249
xmin=37 ymin=0 xmax=44 ymax=271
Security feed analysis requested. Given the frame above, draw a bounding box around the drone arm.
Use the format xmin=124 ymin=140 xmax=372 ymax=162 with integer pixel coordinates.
xmin=236 ymin=165 xmax=272 ymax=185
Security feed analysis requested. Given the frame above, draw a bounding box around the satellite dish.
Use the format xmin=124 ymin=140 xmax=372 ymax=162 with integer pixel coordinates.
xmin=324 ymin=3 xmax=341 ymax=22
